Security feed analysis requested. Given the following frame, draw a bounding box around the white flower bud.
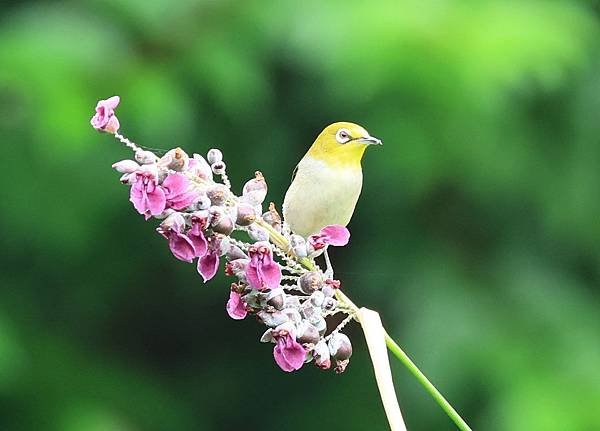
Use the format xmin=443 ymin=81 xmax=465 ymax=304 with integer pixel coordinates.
xmin=313 ymin=341 xmax=331 ymax=370
xmin=135 ymin=149 xmax=157 ymax=164
xmin=289 ymin=234 xmax=308 ymax=257
xmin=258 ymin=310 xmax=289 ymax=328
xmin=247 ymin=225 xmax=269 ymax=242
xmin=310 ymin=291 xmax=325 ymax=307
xmin=207 ymin=184 xmax=229 ymax=206
xmin=298 ymin=272 xmax=322 ymax=294
xmin=112 ymin=159 xmax=140 ymax=173
xmin=235 ymin=202 xmax=256 ymax=226
xmin=159 ymin=147 xmax=189 ymax=172
xmin=207 ymin=148 xmax=223 ymax=164
xmin=328 ymin=333 xmax=352 ymax=361
xmin=242 ymin=171 xmax=268 ymax=205
xmin=195 ymin=194 xmax=211 ymax=210
xmin=191 ymin=154 xmax=213 ymax=181
xmin=296 ymin=321 xmax=320 ymax=345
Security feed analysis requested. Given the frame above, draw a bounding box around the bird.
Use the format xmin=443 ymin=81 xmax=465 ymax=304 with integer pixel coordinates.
xmin=283 ymin=122 xmax=382 ymax=240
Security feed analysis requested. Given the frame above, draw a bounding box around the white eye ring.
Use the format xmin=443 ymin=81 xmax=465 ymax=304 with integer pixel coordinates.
xmin=335 ymin=128 xmax=351 ymax=144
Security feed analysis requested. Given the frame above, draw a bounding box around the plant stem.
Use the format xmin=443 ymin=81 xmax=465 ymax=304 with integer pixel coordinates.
xmin=256 ymin=218 xmax=472 ymax=430
xmin=383 ymin=332 xmax=473 ymax=431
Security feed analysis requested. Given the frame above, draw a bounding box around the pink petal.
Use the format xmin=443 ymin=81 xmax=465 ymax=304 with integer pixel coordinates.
xmin=104 ymin=95 xmax=120 ymax=110
xmin=226 ymin=291 xmax=247 ymax=320
xmin=187 ymin=224 xmax=208 ymax=258
xmin=258 ymin=261 xmax=282 ymax=290
xmin=273 ymin=335 xmax=305 ymax=372
xmin=245 ymin=255 xmax=262 ymax=290
xmin=321 ymin=225 xmax=350 ymax=246
xmin=198 ymin=251 xmax=219 ymax=282
xmin=163 ymin=173 xmax=198 ymax=210
xmin=168 ymin=232 xmax=196 ymax=262
xmin=144 ymin=183 xmax=167 ymax=219
xmin=163 ymin=173 xmax=189 ymax=195
xmin=104 ymin=115 xmax=120 ymax=134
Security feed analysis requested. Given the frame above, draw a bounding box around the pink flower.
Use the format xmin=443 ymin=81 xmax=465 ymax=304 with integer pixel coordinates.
xmin=245 ymin=242 xmax=281 ymax=291
xmin=130 ymin=166 xmax=166 ymax=220
xmin=157 ymin=213 xmax=196 ymax=262
xmin=187 ymin=214 xmax=208 ymax=258
xmin=308 ymin=225 xmax=350 ymax=250
xmin=197 ymin=235 xmax=221 ymax=282
xmin=272 ymin=325 xmax=305 ymax=372
xmin=226 ymin=290 xmax=247 ymax=320
xmin=162 ymin=173 xmax=198 ymax=210
xmin=90 ymin=96 xmax=120 ymax=133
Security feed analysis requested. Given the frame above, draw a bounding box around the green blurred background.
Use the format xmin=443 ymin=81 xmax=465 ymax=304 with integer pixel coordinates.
xmin=1 ymin=0 xmax=600 ymax=429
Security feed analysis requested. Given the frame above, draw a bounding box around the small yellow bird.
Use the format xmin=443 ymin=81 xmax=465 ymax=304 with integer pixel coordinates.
xmin=283 ymin=122 xmax=382 ymax=238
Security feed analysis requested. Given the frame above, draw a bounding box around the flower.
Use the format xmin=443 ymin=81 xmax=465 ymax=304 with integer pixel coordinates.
xmin=187 ymin=213 xmax=208 ymax=258
xmin=91 ymin=96 xmax=120 ymax=133
xmin=308 ymin=225 xmax=350 ymax=250
xmin=198 ymin=235 xmax=221 ymax=282
xmin=162 ymin=173 xmax=198 ymax=210
xmin=313 ymin=340 xmax=331 ymax=370
xmin=157 ymin=213 xmax=196 ymax=262
xmin=226 ymin=290 xmax=247 ymax=320
xmin=130 ymin=165 xmax=166 ymax=219
xmin=272 ymin=324 xmax=305 ymax=372
xmin=245 ymin=242 xmax=281 ymax=290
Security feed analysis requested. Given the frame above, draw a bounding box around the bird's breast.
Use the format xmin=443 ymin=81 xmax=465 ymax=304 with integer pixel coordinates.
xmin=283 ymin=156 xmax=363 ymax=237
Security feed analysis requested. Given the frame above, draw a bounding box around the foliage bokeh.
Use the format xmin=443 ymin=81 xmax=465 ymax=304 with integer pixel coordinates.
xmin=1 ymin=0 xmax=600 ymax=430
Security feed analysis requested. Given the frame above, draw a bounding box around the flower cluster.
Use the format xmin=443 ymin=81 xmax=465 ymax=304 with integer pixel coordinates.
xmin=92 ymin=96 xmax=355 ymax=373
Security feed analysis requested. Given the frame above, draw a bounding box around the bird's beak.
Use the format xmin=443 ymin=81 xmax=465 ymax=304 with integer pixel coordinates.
xmin=355 ymin=135 xmax=383 ymax=146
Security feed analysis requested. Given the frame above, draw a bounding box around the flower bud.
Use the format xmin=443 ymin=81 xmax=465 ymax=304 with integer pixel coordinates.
xmin=225 ymin=258 xmax=248 ymax=278
xmin=262 ymin=202 xmax=282 ymax=232
xmin=159 ymin=147 xmax=189 ymax=172
xmin=242 ymin=171 xmax=268 ymax=205
xmin=235 ymin=202 xmax=256 ymax=226
xmin=322 ymin=297 xmax=337 ymax=311
xmin=296 ymin=321 xmax=320 ymax=345
xmin=258 ymin=310 xmax=289 ymax=328
xmin=322 ymin=284 xmax=335 ymax=298
xmin=225 ymin=245 xmax=248 ymax=261
xmin=211 ymin=161 xmax=226 ymax=175
xmin=289 ymin=234 xmax=308 ymax=258
xmin=298 ymin=271 xmax=322 ymax=294
xmin=284 ymin=308 xmax=302 ymax=324
xmin=155 ymin=208 xmax=176 ymax=220
xmin=206 ymin=184 xmax=228 ymax=206
xmin=190 ymin=154 xmax=213 ymax=181
xmin=260 ymin=328 xmax=274 ymax=343
xmin=119 ymin=173 xmax=135 ymax=184
xmin=135 ymin=149 xmax=157 ymax=164
xmin=209 ymin=207 xmax=234 ymax=235
xmin=157 ymin=212 xmax=186 ymax=236
xmin=328 ymin=333 xmax=352 ymax=361
xmin=112 ymin=159 xmax=140 ymax=173
xmin=310 ymin=291 xmax=325 ymax=307
xmin=195 ymin=194 xmax=211 ymax=210
xmin=207 ymin=148 xmax=223 ymax=164
xmin=313 ymin=341 xmax=331 ymax=370
xmin=266 ymin=288 xmax=285 ymax=310
xmin=247 ymin=224 xmax=269 ymax=242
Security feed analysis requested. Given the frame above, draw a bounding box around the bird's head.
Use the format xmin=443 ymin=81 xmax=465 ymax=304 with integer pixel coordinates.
xmin=307 ymin=122 xmax=382 ymax=167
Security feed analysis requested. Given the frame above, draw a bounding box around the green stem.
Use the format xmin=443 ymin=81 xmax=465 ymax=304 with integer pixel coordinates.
xmin=256 ymin=218 xmax=472 ymax=430
xmin=383 ymin=332 xmax=473 ymax=431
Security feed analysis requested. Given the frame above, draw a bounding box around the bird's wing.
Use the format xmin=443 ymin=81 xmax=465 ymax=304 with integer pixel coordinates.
xmin=291 ymin=164 xmax=298 ymax=183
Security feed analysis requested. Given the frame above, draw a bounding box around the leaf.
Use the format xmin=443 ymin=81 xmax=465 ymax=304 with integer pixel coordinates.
xmin=358 ymin=307 xmax=407 ymax=431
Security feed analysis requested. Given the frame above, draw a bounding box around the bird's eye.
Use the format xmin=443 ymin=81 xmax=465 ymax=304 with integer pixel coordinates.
xmin=336 ymin=128 xmax=351 ymax=144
